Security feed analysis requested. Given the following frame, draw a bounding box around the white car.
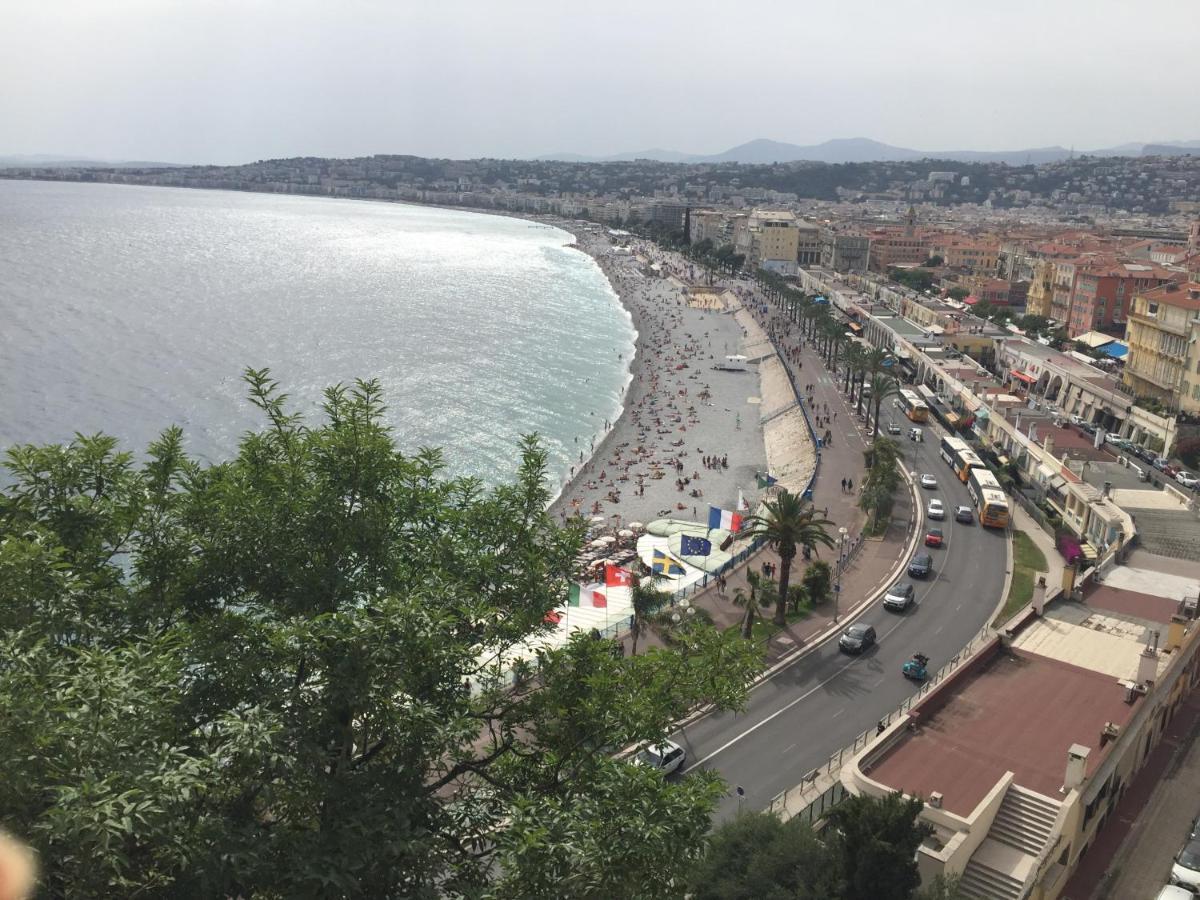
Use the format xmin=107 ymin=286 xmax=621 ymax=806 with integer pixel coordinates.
xmin=1172 ymin=837 xmax=1200 ymax=891
xmin=920 ymin=474 xmax=937 ymax=489
xmin=927 ymin=499 xmax=945 ymax=520
xmin=636 ymin=740 xmax=687 ymax=776
xmin=1156 ymin=886 xmax=1195 ymax=900
xmin=1177 ymin=472 xmax=1200 ymax=489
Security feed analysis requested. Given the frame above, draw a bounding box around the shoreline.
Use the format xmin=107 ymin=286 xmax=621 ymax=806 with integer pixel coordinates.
xmin=2 ymin=179 xmax=774 ymax=530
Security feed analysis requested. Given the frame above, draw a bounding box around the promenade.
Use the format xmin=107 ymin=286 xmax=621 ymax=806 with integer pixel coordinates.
xmin=612 ymin=255 xmax=914 ymax=661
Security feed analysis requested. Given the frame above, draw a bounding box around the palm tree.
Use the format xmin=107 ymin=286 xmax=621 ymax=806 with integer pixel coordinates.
xmin=869 ymin=374 xmax=902 ymax=438
xmin=744 ymin=490 xmax=837 ymax=627
xmin=843 ymin=344 xmax=864 ymax=395
xmin=860 ymin=436 xmax=902 ymax=532
xmin=629 ymin=573 xmax=670 ymax=656
xmin=730 ymin=570 xmax=766 ymax=640
xmin=857 ymin=348 xmax=890 ymax=416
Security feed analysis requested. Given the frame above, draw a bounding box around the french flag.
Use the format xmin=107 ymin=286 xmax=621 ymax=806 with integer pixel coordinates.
xmin=708 ymin=506 xmax=743 ymax=533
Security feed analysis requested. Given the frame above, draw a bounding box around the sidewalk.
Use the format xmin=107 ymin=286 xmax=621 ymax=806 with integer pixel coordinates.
xmin=1010 ymin=503 xmax=1065 ymax=592
xmin=1060 ymin=691 xmax=1200 ymax=899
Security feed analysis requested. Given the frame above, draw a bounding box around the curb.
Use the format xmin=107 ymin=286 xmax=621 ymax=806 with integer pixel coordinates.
xmin=673 ymin=463 xmax=923 ymax=731
xmin=990 ymin=522 xmax=1017 ymax=627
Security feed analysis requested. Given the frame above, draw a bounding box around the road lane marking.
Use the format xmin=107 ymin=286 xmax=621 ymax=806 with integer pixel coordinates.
xmin=830 ymin=708 xmax=845 ymax=718
xmin=681 ymin=654 xmax=865 ymax=771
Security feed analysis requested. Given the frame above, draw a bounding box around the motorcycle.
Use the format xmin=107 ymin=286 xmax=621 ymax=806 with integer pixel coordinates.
xmin=902 ymin=653 xmax=930 ymax=681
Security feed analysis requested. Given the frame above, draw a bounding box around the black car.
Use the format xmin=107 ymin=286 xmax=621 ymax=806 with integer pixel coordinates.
xmin=908 ymin=553 xmax=933 ymax=577
xmin=955 ymin=505 xmax=974 ymax=524
xmin=838 ymin=623 xmax=876 ymax=654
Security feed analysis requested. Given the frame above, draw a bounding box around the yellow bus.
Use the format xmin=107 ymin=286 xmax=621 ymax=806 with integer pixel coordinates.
xmin=967 ymin=468 xmax=1010 ymax=528
xmin=938 ymin=435 xmax=986 ymax=482
xmin=899 ymin=389 xmax=929 ymax=423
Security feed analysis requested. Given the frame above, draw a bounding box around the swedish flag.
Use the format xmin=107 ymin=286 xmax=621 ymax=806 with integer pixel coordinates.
xmin=652 ymin=550 xmax=685 ymax=577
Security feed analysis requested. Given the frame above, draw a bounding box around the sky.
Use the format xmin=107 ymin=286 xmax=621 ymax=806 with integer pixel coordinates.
xmin=2 ymin=0 xmax=1195 ymax=165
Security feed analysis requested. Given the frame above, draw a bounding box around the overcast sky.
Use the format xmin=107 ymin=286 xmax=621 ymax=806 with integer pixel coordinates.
xmin=2 ymin=0 xmax=1194 ymax=164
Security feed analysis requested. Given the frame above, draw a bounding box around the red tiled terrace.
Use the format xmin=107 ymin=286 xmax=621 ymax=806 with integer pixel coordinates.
xmin=1084 ymin=584 xmax=1178 ymax=626
xmin=864 ymin=649 xmax=1137 ymax=816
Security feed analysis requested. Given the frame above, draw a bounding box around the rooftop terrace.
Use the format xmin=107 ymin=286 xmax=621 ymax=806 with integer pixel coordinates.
xmin=865 ymin=648 xmax=1135 ymax=816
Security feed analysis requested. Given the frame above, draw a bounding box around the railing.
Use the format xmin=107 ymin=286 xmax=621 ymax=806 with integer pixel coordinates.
xmin=769 ymin=621 xmax=996 ymax=820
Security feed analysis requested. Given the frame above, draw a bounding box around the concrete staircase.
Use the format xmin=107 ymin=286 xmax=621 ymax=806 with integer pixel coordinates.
xmin=1123 ymin=507 xmax=1200 ymax=560
xmin=958 ymin=785 xmax=1061 ymax=900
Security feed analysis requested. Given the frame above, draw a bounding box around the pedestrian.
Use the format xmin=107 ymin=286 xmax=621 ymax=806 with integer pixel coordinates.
xmin=840 ymin=477 xmax=847 ymax=493
xmin=847 ymin=477 xmax=853 ymax=492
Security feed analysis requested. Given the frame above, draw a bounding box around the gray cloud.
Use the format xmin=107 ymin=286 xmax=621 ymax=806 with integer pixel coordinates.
xmin=2 ymin=0 xmax=1193 ymax=164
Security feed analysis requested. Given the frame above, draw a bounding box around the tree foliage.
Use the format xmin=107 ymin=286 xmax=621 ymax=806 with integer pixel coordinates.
xmin=689 ymin=794 xmax=945 ymax=900
xmin=744 ymin=492 xmax=835 ymax=627
xmin=0 ymin=370 xmax=763 ymax=898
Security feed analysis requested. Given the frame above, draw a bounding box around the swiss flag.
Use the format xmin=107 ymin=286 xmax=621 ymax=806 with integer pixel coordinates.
xmin=605 ymin=565 xmax=633 ymax=588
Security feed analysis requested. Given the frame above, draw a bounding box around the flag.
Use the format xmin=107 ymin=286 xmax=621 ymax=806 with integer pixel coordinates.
xmin=708 ymin=506 xmax=743 ymax=532
xmin=605 ymin=565 xmax=633 ymax=588
xmin=680 ymin=534 xmax=713 ymax=556
xmin=756 ymin=472 xmax=778 ymax=489
xmin=543 ymin=610 xmax=562 ymax=625
xmin=568 ymin=582 xmax=606 ymax=608
xmin=652 ymin=550 xmax=685 ymax=576
xmin=737 ymin=488 xmax=749 ymax=512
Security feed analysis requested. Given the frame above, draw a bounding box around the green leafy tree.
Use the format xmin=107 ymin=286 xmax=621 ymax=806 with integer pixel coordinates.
xmin=947 ymin=286 xmax=970 ymax=301
xmin=860 ymin=437 xmax=902 ymax=533
xmin=744 ymin=492 xmax=836 ymax=627
xmin=826 ymin=792 xmax=933 ymax=900
xmin=802 ymin=559 xmax=833 ymax=607
xmin=687 ymin=812 xmax=841 ymax=900
xmin=0 ymin=370 xmax=764 ymax=898
xmin=629 ymin=572 xmax=670 ymax=656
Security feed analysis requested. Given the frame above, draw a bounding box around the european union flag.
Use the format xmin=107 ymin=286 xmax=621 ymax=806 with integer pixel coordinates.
xmin=680 ymin=535 xmax=713 ymax=557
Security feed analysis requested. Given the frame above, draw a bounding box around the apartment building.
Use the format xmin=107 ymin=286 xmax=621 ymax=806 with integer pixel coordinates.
xmin=1066 ymin=260 xmax=1176 ymax=338
xmin=929 ymin=236 xmax=1000 ymax=274
xmin=796 ymin=220 xmax=822 ymax=267
xmin=688 ymin=209 xmax=730 ymax=246
xmin=820 ymin=229 xmax=871 ymax=272
xmin=1123 ymin=280 xmax=1200 ymax=413
xmin=733 ymin=209 xmax=802 ymax=275
xmin=843 ymin=562 xmax=1200 ymax=900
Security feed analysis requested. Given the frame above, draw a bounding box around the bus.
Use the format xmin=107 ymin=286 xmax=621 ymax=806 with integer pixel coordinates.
xmin=938 ymin=435 xmax=986 ymax=482
xmin=918 ymin=384 xmax=964 ymax=432
xmin=898 ymin=389 xmax=929 ymax=423
xmin=967 ymin=468 xmax=1011 ymax=528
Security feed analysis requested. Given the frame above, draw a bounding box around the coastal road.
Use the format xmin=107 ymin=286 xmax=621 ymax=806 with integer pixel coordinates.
xmin=672 ymin=417 xmax=1009 ymax=821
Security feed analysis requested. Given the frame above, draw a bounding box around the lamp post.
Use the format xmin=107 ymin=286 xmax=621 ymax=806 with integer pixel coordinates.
xmin=835 ymin=526 xmax=848 ymax=622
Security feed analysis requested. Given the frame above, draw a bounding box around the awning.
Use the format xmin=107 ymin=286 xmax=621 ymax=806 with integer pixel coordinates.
xmin=1037 ymin=464 xmax=1066 ymax=490
xmin=848 ymin=321 xmax=863 ymax=333
xmin=1010 ymin=369 xmax=1035 ymax=384
xmin=1081 ymin=542 xmax=1099 ymax=560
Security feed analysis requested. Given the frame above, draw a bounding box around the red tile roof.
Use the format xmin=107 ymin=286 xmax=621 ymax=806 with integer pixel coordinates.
xmin=865 ymin=650 xmax=1135 ymax=815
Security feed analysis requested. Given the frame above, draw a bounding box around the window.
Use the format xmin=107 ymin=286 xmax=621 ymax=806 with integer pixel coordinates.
xmin=1147 ymin=302 xmax=1159 ymax=316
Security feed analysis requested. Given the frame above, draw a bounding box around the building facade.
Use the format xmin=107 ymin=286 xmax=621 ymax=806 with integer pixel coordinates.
xmin=1123 ymin=280 xmax=1200 ymax=413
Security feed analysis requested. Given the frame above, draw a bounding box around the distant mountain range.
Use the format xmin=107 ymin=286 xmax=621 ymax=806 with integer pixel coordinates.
xmin=0 ymin=154 xmax=187 ymax=169
xmin=536 ymin=137 xmax=1200 ymax=167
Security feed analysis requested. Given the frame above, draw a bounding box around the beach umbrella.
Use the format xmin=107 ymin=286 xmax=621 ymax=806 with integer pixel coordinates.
xmin=589 ymin=539 xmax=608 ymax=549
xmin=590 ymin=515 xmax=605 ymax=524
xmin=617 ymin=529 xmax=635 ymax=539
xmin=598 ymin=535 xmax=617 ymax=546
xmin=628 ymin=522 xmax=645 ymax=531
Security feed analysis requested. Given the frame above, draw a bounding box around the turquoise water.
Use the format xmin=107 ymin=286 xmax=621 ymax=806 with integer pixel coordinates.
xmin=0 ymin=181 xmax=635 ymax=489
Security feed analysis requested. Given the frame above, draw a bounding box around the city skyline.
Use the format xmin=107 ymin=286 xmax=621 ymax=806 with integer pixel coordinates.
xmin=2 ymin=0 xmax=1195 ymax=165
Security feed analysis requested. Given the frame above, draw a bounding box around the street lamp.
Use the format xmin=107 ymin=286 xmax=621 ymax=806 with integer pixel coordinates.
xmin=835 ymin=526 xmax=848 ymax=622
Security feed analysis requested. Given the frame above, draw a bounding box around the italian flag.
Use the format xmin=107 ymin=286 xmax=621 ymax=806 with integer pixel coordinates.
xmin=568 ymin=582 xmax=607 ymax=608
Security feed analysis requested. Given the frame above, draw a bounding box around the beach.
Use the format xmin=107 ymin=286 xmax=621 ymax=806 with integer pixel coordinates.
xmin=546 ymin=225 xmax=810 ymax=534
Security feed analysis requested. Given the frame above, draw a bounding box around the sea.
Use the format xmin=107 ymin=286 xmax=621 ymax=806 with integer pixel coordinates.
xmin=0 ymin=180 xmax=636 ymax=492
